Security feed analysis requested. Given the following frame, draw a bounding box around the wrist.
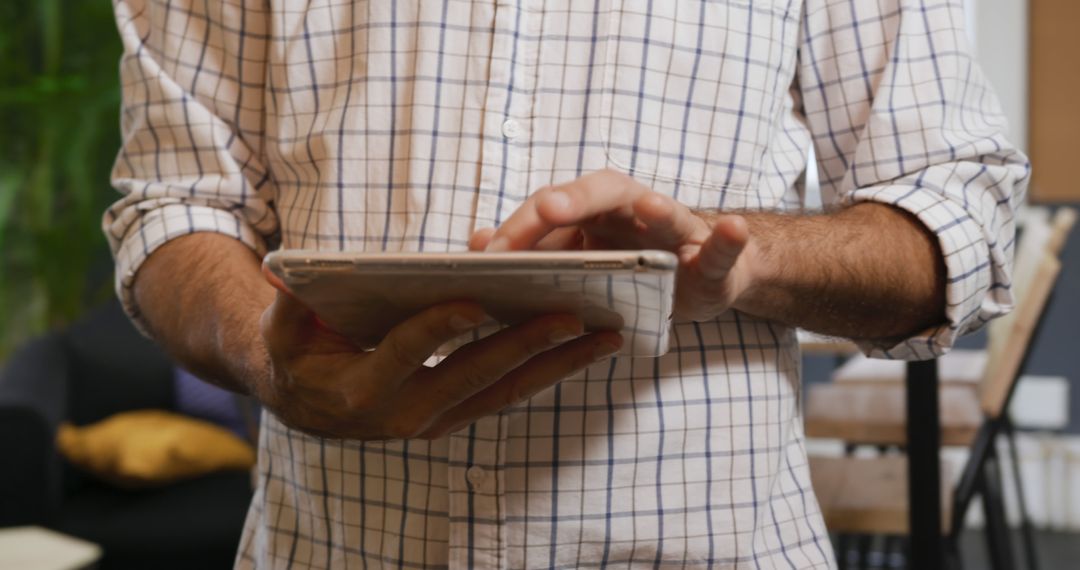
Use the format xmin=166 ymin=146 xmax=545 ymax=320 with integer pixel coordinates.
xmin=214 ymin=293 xmax=275 ymax=396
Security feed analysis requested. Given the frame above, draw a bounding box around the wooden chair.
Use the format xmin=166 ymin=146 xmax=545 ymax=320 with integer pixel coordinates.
xmin=808 ymin=251 xmax=1063 ymax=569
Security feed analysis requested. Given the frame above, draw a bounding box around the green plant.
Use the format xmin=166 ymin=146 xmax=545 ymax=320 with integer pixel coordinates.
xmin=0 ymin=0 xmax=124 ymax=358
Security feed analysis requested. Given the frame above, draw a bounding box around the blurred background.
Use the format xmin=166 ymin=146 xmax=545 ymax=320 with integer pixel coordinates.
xmin=1 ymin=5 xmax=254 ymax=568
xmin=0 ymin=1 xmax=1077 ymax=569
xmin=802 ymin=1 xmax=1080 ymax=568
xmin=0 ymin=0 xmax=122 ymax=360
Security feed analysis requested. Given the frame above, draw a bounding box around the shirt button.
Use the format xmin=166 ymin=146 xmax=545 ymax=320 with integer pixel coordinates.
xmin=501 ymin=119 xmax=522 ymax=139
xmin=466 ymin=465 xmax=487 ymax=487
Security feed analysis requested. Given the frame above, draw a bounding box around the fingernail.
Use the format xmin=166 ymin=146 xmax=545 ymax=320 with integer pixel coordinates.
xmin=486 ymin=236 xmax=511 ymax=252
xmin=545 ymin=191 xmax=572 ymax=212
xmin=594 ymin=342 xmax=621 ymax=360
xmin=548 ymin=328 xmax=579 ymax=344
xmin=449 ymin=313 xmax=485 ymax=331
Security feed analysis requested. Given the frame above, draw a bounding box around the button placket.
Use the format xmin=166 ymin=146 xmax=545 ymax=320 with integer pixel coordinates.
xmin=478 ymin=3 xmax=538 ymax=228
xmin=473 ymin=2 xmax=509 ymax=230
xmin=462 ymin=2 xmax=537 ymax=563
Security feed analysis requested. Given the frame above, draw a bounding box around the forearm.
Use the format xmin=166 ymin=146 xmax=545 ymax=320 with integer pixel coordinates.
xmin=724 ymin=203 xmax=946 ymax=341
xmin=133 ymin=233 xmax=275 ymax=395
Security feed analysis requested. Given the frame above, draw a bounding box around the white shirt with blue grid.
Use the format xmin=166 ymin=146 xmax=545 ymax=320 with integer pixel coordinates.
xmin=105 ymin=0 xmax=1028 ymax=568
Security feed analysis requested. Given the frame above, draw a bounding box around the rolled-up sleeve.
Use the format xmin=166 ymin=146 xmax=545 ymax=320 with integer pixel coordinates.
xmin=104 ymin=0 xmax=277 ymax=330
xmin=798 ymin=0 xmax=1030 ymax=359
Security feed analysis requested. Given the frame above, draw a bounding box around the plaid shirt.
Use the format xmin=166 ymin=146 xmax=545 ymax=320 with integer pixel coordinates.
xmin=105 ymin=0 xmax=1028 ymax=568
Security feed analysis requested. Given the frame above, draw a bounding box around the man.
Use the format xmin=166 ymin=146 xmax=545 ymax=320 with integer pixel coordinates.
xmin=105 ymin=0 xmax=1027 ymax=567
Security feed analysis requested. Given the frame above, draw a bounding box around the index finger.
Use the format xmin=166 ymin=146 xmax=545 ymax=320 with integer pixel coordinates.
xmin=486 ymin=169 xmax=646 ymax=251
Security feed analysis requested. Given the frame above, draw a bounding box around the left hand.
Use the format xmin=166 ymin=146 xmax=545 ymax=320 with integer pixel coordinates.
xmin=469 ymin=169 xmax=756 ymax=322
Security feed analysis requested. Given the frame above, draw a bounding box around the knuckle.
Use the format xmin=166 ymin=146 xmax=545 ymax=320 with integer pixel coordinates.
xmin=514 ymin=327 xmax=554 ymax=356
xmin=384 ymin=337 xmax=423 ymax=370
xmin=504 ymin=382 xmax=530 ymax=409
xmin=525 ymin=332 xmax=558 ymax=356
xmin=599 ymin=168 xmax=631 ymax=185
xmin=455 ymin=358 xmax=494 ymax=391
xmin=423 ymin=316 xmax=454 ymax=341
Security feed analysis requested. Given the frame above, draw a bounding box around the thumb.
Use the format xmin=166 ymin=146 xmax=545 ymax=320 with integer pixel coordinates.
xmin=696 ymin=215 xmax=749 ymax=280
xmin=260 ymin=263 xmax=325 ymax=358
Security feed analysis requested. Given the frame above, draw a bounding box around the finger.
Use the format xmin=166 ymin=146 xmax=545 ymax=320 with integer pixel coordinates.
xmin=261 ymin=264 xmax=363 ymax=354
xmin=418 ymin=331 xmax=623 ymax=438
xmin=472 ymin=226 xmax=582 ymax=251
xmin=371 ymin=301 xmax=489 ymax=380
xmin=486 ymin=170 xmax=645 ymax=251
xmin=632 ymin=193 xmax=712 ymax=247
xmin=483 ymin=187 xmax=551 ymax=252
xmin=469 ymin=228 xmax=496 ymax=251
xmin=533 ymin=227 xmax=585 ymax=250
xmin=261 ymin=262 xmax=321 ymax=347
xmin=279 ymin=301 xmax=486 ymax=433
xmin=536 ymin=170 xmax=645 ymax=225
xmin=696 ymin=215 xmax=749 ymax=280
xmin=409 ymin=314 xmax=587 ymax=414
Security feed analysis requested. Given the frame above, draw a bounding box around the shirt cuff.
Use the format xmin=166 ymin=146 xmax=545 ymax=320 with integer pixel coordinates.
xmin=841 ymin=185 xmax=1006 ymax=361
xmin=109 ymin=201 xmax=269 ymax=335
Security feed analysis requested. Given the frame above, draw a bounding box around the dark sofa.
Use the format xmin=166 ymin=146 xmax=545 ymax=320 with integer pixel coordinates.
xmin=0 ymin=300 xmax=253 ymax=569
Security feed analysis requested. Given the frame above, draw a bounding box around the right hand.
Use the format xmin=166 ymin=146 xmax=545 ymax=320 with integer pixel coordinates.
xmin=257 ymin=287 xmax=623 ymax=441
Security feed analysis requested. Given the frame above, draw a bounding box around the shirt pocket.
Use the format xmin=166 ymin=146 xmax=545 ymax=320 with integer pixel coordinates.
xmin=594 ymin=0 xmax=800 ymax=209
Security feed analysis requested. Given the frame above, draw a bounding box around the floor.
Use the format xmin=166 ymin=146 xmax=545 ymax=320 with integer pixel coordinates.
xmin=832 ymin=530 xmax=1080 ymax=569
xmin=960 ymin=530 xmax=1080 ymax=570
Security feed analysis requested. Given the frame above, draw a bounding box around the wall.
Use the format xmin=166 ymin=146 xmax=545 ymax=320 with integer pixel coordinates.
xmin=968 ymin=0 xmax=1029 ymax=148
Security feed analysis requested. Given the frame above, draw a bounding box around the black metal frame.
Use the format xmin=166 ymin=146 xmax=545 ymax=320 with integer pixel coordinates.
xmin=949 ymin=419 xmax=1016 ymax=570
xmin=946 ymin=289 xmax=1056 ymax=570
xmin=836 ymin=288 xmax=1056 ymax=570
xmin=907 ymin=358 xmax=942 ymax=568
xmin=1003 ymin=416 xmax=1041 ymax=570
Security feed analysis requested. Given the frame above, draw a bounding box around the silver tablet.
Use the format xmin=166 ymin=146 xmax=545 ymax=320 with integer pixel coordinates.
xmin=264 ymin=250 xmax=677 ymax=358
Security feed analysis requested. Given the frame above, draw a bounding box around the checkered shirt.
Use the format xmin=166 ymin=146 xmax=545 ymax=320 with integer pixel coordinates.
xmin=105 ymin=0 xmax=1028 ymax=568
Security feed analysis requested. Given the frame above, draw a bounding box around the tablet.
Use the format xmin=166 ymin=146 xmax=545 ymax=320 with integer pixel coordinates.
xmin=264 ymin=249 xmax=677 ymax=358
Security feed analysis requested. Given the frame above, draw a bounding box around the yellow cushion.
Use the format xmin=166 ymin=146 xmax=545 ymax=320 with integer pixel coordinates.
xmin=56 ymin=410 xmax=256 ymax=487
